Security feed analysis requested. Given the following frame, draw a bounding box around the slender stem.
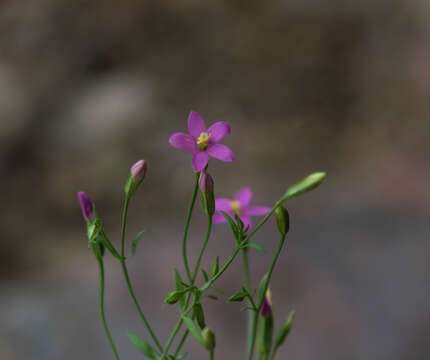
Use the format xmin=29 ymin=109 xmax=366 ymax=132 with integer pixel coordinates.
xmin=160 ymin=302 xmax=196 ymax=359
xmin=119 ymin=195 xmax=163 ymax=353
xmin=191 ymin=216 xmax=213 ymax=283
xmin=248 ymin=233 xmax=287 ymax=360
xmin=97 ymin=258 xmax=121 ymax=360
xmin=171 ymin=214 xmax=214 ymax=356
xmin=160 ymin=318 xmax=184 ymax=359
xmin=182 ymin=173 xmax=200 ymax=282
xmin=173 ymin=329 xmax=189 ymax=357
xmin=210 ymin=349 xmax=214 ymax=360
xmin=200 ymin=245 xmax=242 ymax=291
xmin=242 ymin=247 xmax=255 ymax=359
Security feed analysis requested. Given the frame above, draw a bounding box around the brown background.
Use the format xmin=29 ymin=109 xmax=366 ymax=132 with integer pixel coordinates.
xmin=1 ymin=0 xmax=429 ymax=359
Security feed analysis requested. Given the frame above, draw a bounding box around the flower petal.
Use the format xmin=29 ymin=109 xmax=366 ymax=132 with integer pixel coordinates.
xmin=212 ymin=212 xmax=227 ymax=224
xmin=234 ymin=187 xmax=252 ymax=207
xmin=207 ymin=121 xmax=231 ymax=142
xmin=206 ymin=144 xmax=235 ymax=162
xmin=215 ymin=198 xmax=232 ymax=212
xmin=169 ymin=133 xmax=196 ymax=152
xmin=240 ymin=215 xmax=252 ymax=233
xmin=244 ymin=206 xmax=271 ymax=216
xmin=188 ymin=110 xmax=206 ymax=138
xmin=191 ymin=151 xmax=209 ymax=172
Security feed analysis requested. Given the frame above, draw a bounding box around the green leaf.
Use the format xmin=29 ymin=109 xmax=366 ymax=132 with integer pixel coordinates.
xmin=247 ymin=242 xmax=267 ymax=253
xmin=283 ymin=172 xmax=326 ymax=200
xmin=126 ymin=230 xmax=145 ymax=259
xmin=201 ymin=269 xmax=209 ymax=282
xmin=204 ymin=294 xmax=218 ymax=300
xmin=193 ymin=303 xmax=206 ymax=329
xmin=257 ymin=273 xmax=269 ymax=307
xmin=211 ymin=286 xmax=224 ymax=294
xmin=174 ymin=268 xmax=185 ymax=309
xmin=210 ymin=256 xmax=219 ymax=277
xmin=220 ymin=211 xmax=239 ymax=238
xmin=128 ymin=332 xmax=159 ymax=359
xmin=228 ymin=291 xmax=247 ymax=302
xmin=182 ymin=316 xmax=205 ymax=347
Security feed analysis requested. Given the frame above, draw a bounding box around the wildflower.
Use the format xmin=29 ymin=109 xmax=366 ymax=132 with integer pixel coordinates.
xmin=199 ymin=170 xmax=215 ymax=216
xmin=125 ymin=159 xmax=147 ymax=196
xmin=212 ymin=187 xmax=270 ymax=231
xmin=78 ymin=191 xmax=93 ymax=221
xmin=169 ymin=110 xmax=235 ymax=172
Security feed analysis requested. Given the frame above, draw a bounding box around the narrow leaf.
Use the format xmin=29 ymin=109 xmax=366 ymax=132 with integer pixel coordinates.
xmin=174 ymin=268 xmax=185 ymax=309
xmin=220 ymin=211 xmax=239 ymax=238
xmin=128 ymin=332 xmax=159 ymax=359
xmin=126 ymin=230 xmax=145 ymax=259
xmin=248 ymin=242 xmax=267 ymax=253
xmin=210 ymin=256 xmax=219 ymax=277
xmin=193 ymin=303 xmax=206 ymax=329
xmin=201 ymin=269 xmax=209 ymax=282
xmin=182 ymin=316 xmax=205 ymax=347
xmin=228 ymin=291 xmax=247 ymax=302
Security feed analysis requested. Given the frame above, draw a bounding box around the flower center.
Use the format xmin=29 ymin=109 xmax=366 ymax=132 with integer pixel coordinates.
xmin=230 ymin=200 xmax=242 ymax=215
xmin=197 ymin=132 xmax=211 ymax=150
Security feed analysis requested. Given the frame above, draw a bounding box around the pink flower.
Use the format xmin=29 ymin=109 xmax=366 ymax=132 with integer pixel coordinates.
xmin=169 ymin=111 xmax=235 ymax=172
xmin=213 ymin=187 xmax=270 ymax=231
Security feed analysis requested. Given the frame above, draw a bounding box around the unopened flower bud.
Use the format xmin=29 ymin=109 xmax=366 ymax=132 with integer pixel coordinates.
xmin=275 ymin=206 xmax=290 ymax=237
xmin=201 ymin=327 xmax=216 ymax=351
xmin=131 ymin=159 xmax=147 ymax=179
xmin=125 ymin=160 xmax=147 ymax=196
xmin=199 ymin=170 xmax=215 ymax=217
xmin=257 ymin=288 xmax=274 ymax=356
xmin=78 ymin=191 xmax=93 ymax=221
xmin=164 ymin=290 xmax=184 ymax=305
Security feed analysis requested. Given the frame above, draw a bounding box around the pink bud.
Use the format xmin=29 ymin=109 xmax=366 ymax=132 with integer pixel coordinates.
xmin=78 ymin=191 xmax=93 ymax=221
xmin=131 ymin=160 xmax=147 ymax=179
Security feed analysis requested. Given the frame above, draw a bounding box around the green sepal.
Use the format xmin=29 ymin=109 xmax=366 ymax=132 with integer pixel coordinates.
xmin=125 ymin=230 xmax=145 ymax=259
xmin=193 ymin=303 xmax=206 ymax=329
xmin=128 ymin=332 xmax=160 ymax=359
xmin=124 ymin=174 xmax=143 ymax=198
xmin=210 ymin=256 xmax=219 ymax=277
xmin=228 ymin=290 xmax=248 ymax=302
xmin=182 ymin=316 xmax=206 ymax=347
xmin=201 ymin=191 xmax=215 ymax=217
xmin=257 ymin=273 xmax=269 ymax=307
xmin=282 ymin=172 xmax=326 ymax=200
xmin=273 ymin=310 xmax=295 ymax=353
xmin=90 ymin=241 xmax=104 ymax=261
xmin=257 ymin=311 xmax=274 ymax=356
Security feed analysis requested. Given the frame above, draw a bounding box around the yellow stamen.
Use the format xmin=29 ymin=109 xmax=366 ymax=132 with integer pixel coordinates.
xmin=230 ymin=200 xmax=242 ymax=215
xmin=197 ymin=132 xmax=211 ymax=146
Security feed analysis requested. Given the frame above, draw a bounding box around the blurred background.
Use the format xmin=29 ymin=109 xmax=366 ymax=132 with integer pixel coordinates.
xmin=1 ymin=0 xmax=429 ymax=359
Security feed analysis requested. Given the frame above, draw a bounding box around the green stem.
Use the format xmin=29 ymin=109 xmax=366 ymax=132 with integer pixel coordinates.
xmin=97 ymin=258 xmax=121 ymax=360
xmin=248 ymin=232 xmax=287 ymax=360
xmin=120 ymin=195 xmax=163 ymax=353
xmin=173 ymin=329 xmax=189 ymax=357
xmin=170 ymin=215 xmax=214 ymax=356
xmin=210 ymin=349 xmax=214 ymax=360
xmin=242 ymin=247 xmax=255 ymax=359
xmin=182 ymin=173 xmax=200 ymax=282
xmin=191 ymin=216 xmax=213 ymax=283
